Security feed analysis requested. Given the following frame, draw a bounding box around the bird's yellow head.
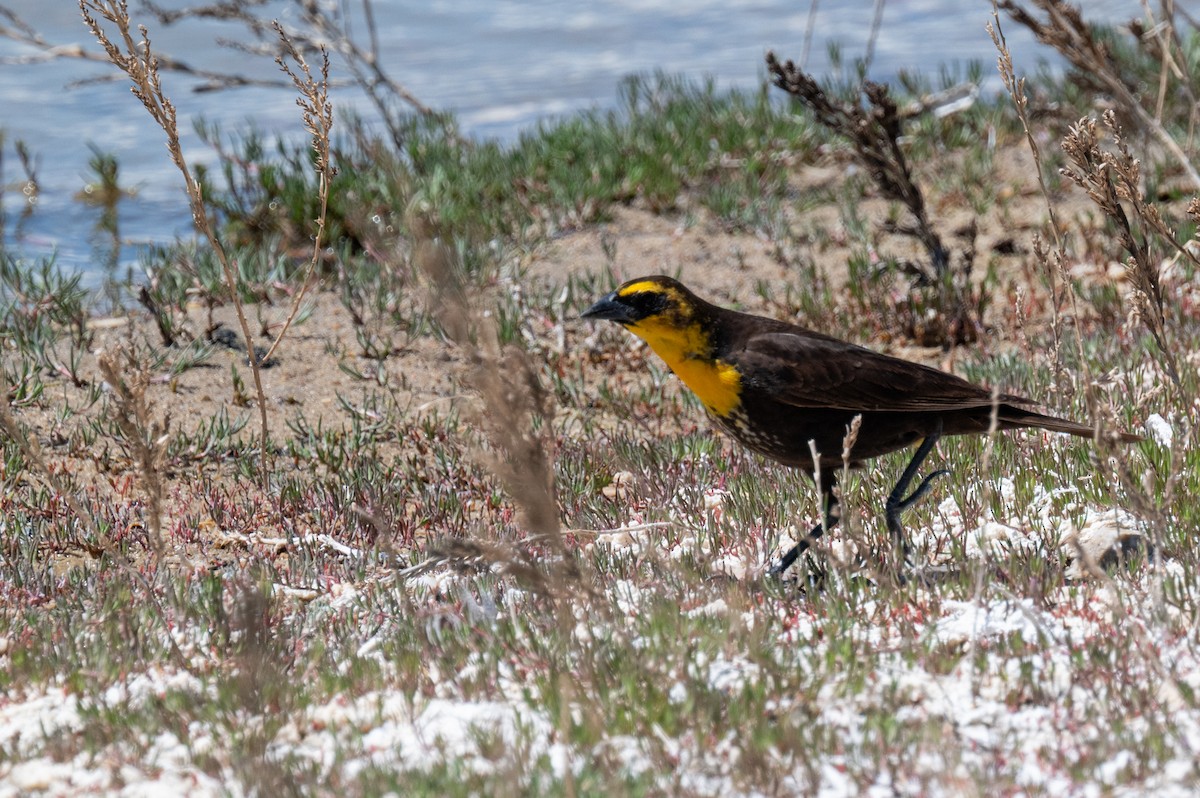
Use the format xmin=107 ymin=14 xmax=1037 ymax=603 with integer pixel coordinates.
xmin=582 ymin=276 xmax=741 ymax=416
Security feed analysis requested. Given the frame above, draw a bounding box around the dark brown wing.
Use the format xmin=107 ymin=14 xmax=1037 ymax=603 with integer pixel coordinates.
xmin=730 ymin=331 xmax=1032 ymax=412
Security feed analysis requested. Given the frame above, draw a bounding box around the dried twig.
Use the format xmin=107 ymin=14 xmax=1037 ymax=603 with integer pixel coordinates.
xmin=0 ymin=2 xmax=299 ymax=90
xmin=766 ymin=50 xmax=949 ymax=277
xmin=766 ymin=49 xmax=988 ymax=347
xmin=1000 ymin=0 xmax=1200 ymax=190
xmin=138 ymin=0 xmax=445 ymax=146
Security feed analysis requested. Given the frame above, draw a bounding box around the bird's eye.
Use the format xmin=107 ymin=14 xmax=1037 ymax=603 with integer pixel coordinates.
xmin=627 ymin=291 xmax=670 ymax=317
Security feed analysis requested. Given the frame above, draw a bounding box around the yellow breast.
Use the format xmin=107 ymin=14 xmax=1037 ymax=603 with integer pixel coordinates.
xmin=625 ymin=319 xmax=742 ymax=417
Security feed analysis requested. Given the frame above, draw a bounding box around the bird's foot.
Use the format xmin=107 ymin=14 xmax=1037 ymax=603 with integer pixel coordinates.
xmin=885 ymin=468 xmax=951 ymax=526
xmin=884 ymin=467 xmax=950 ymax=573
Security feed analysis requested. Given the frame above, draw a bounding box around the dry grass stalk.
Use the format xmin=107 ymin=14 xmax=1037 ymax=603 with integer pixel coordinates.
xmin=989 ymin=7 xmax=1080 ymax=395
xmin=97 ymin=344 xmax=169 ymax=554
xmin=989 ymin=7 xmax=1103 ymax=410
xmin=410 ymin=219 xmax=579 ymax=595
xmin=829 ymin=414 xmax=877 ymax=581
xmin=79 ymin=0 xmax=272 ymax=470
xmin=1128 ymin=1 xmax=1197 ymax=125
xmin=259 ymin=23 xmax=334 ymax=366
xmin=992 ymin=11 xmax=1171 ymax=583
xmin=999 ymin=0 xmax=1200 ymax=190
xmin=1059 ymin=111 xmax=1181 ymax=386
xmin=994 ymin=2 xmax=1183 ymax=670
xmin=80 ymin=2 xmax=337 ymax=476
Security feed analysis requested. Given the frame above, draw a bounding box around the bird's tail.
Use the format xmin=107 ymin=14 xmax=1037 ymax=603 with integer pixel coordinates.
xmin=1002 ymin=407 xmax=1143 ymax=443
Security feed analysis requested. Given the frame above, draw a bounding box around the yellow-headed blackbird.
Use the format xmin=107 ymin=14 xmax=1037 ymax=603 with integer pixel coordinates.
xmin=582 ymin=275 xmax=1140 ymax=576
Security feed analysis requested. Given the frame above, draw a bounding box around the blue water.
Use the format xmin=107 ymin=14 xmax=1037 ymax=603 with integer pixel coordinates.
xmin=0 ymin=0 xmax=1172 ymax=285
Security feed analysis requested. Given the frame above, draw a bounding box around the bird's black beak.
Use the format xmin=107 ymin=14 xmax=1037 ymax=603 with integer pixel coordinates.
xmin=581 ymin=291 xmax=636 ymax=324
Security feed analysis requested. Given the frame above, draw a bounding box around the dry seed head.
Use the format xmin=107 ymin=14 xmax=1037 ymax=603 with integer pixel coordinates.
xmin=1186 ymin=198 xmax=1200 ymax=225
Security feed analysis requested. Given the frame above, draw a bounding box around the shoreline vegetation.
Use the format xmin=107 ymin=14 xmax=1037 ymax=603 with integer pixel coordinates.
xmin=0 ymin=1 xmax=1198 ymax=794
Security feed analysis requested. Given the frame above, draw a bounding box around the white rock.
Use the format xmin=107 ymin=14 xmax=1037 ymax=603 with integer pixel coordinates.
xmin=1146 ymin=413 xmax=1173 ymax=448
xmin=1063 ymin=508 xmax=1144 ymax=578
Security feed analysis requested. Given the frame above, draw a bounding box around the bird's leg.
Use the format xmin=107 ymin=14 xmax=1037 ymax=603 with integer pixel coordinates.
xmin=768 ymin=477 xmax=839 ymax=577
xmin=884 ymin=421 xmax=950 ymax=563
